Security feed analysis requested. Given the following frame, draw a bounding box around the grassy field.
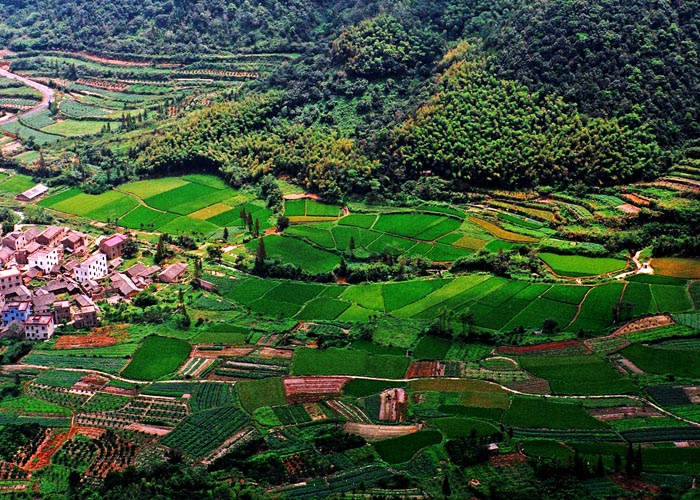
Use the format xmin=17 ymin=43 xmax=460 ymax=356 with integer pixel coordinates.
xmin=413 ymin=336 xmax=452 ymax=360
xmin=519 ymin=355 xmax=637 ymax=395
xmin=372 ymin=431 xmax=442 ymax=464
xmin=237 ymin=377 xmax=286 ymax=413
xmin=120 ymin=336 xmax=191 ymax=380
xmin=292 ymin=348 xmax=409 ymax=379
xmin=621 ymin=344 xmax=700 ymax=378
xmin=432 ymin=417 xmax=500 ymax=439
xmin=539 ymin=253 xmax=627 ymax=277
xmin=503 ymin=397 xmax=609 ymax=429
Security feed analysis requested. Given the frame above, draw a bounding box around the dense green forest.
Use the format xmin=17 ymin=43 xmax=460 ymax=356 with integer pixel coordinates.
xmin=2 ymin=0 xmax=698 ymax=194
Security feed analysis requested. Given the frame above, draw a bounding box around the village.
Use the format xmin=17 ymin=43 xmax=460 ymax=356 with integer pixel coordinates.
xmin=0 ymin=183 xmax=189 ymax=341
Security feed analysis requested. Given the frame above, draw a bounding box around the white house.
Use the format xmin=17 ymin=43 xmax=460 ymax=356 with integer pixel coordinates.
xmin=0 ymin=268 xmax=22 ymax=291
xmin=23 ymin=314 xmax=55 ymax=340
xmin=74 ymin=252 xmax=108 ymax=283
xmin=28 ymin=246 xmax=62 ymax=273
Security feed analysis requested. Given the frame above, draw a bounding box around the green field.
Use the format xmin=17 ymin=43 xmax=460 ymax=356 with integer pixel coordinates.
xmin=237 ymin=377 xmax=286 ymax=413
xmin=372 ymin=431 xmax=442 ymax=464
xmin=503 ymin=397 xmax=609 ymax=429
xmin=519 ymin=355 xmax=636 ymax=395
xmin=120 ymin=336 xmax=191 ymax=380
xmin=622 ymin=344 xmax=700 ymax=379
xmin=539 ymin=253 xmax=627 ymax=277
xmin=292 ymin=348 xmax=409 ymax=379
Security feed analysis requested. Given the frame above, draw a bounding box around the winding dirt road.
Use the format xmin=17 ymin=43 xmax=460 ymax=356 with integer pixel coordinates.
xmin=0 ymin=67 xmax=55 ymax=126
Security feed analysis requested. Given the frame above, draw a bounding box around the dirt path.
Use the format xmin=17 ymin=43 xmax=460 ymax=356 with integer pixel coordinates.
xmin=0 ymin=67 xmax=55 ymax=126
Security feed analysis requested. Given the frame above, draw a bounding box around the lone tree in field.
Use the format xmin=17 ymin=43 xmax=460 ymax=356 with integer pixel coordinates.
xmin=207 ymin=245 xmax=223 ymax=262
xmin=222 ymin=227 xmax=229 ymax=242
xmin=254 ymin=237 xmax=267 ymax=274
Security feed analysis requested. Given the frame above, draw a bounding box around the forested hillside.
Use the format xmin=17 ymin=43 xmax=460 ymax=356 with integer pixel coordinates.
xmin=1 ymin=0 xmax=698 ymax=194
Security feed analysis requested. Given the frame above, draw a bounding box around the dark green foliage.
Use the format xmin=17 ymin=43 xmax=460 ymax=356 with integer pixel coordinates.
xmin=396 ymin=56 xmax=665 ymax=189
xmin=0 ymin=424 xmax=42 ymax=461
xmin=488 ymin=0 xmax=700 ymax=145
xmin=332 ymin=14 xmax=436 ymax=77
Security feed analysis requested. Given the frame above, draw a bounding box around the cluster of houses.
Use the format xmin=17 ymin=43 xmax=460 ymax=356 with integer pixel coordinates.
xmin=0 ymin=224 xmax=189 ymax=341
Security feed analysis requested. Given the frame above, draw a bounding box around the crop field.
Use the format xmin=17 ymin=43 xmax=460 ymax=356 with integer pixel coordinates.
xmin=43 ymin=119 xmax=112 ymax=137
xmin=160 ymin=405 xmax=250 ymax=458
xmin=539 ymin=253 xmax=627 ymax=277
xmin=432 ymin=417 xmax=499 ymax=438
xmin=251 ymin=235 xmax=340 ymax=274
xmin=1 ymin=121 xmax=62 ymax=144
xmin=372 ymin=431 xmax=442 ymax=464
xmin=650 ymin=284 xmax=693 ymax=313
xmin=651 ymin=258 xmax=700 ymax=279
xmin=413 ymin=337 xmax=452 ymax=360
xmin=503 ymin=397 xmax=608 ymax=429
xmin=292 ymin=348 xmax=409 ymax=379
xmin=21 ymin=353 xmax=127 ymax=374
xmin=621 ymin=344 xmax=700 ymax=378
xmin=237 ymin=377 xmax=286 ymax=413
xmin=521 ymin=440 xmax=574 ymax=460
xmin=468 ymin=217 xmax=538 ymax=243
xmin=568 ymin=283 xmax=625 ymax=333
xmin=120 ymin=336 xmax=191 ymax=380
xmin=518 ymin=355 xmax=636 ymax=395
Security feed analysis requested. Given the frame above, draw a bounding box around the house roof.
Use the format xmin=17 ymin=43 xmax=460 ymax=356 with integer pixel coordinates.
xmin=158 ymin=263 xmax=188 ymax=282
xmin=101 ymin=234 xmax=127 ymax=248
xmin=38 ymin=226 xmax=63 ymax=241
xmin=23 ymin=227 xmax=40 ymax=242
xmin=138 ymin=265 xmax=161 ymax=277
xmin=18 ymin=184 xmax=49 ymax=201
xmin=79 ymin=252 xmax=107 ymax=267
xmin=24 ymin=314 xmax=53 ymax=325
xmin=32 ymin=293 xmax=56 ymax=308
xmin=75 ymin=294 xmax=94 ymax=308
xmin=0 ymin=268 xmax=20 ymax=279
xmin=125 ymin=262 xmax=146 ymax=278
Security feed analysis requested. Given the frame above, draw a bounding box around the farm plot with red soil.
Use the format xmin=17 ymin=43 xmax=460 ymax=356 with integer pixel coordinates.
xmin=406 ymin=361 xmax=444 ymax=378
xmin=193 ymin=346 xmax=255 ymax=359
xmin=55 ymin=324 xmax=128 ymax=349
xmin=283 ymin=377 xmax=350 ymax=403
xmin=344 ymin=422 xmax=422 ymax=442
xmin=502 ymin=376 xmax=551 ymax=394
xmin=257 ymin=347 xmax=294 ymax=359
xmin=490 ymin=452 xmax=526 ymax=468
xmin=613 ymin=315 xmax=675 ymax=336
xmin=589 ymin=406 xmax=664 ymax=422
xmin=71 ymin=374 xmax=109 ymax=392
xmin=496 ymin=340 xmax=589 ymax=356
xmin=22 ymin=427 xmax=76 ymax=471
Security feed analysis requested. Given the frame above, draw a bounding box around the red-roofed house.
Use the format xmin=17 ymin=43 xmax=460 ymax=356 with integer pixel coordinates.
xmin=99 ymin=234 xmax=128 ymax=260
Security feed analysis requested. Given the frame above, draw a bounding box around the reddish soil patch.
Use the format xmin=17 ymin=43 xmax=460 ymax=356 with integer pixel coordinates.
xmin=75 ymin=427 xmax=106 ymax=439
xmin=126 ymin=423 xmax=172 ymax=436
xmin=615 ymin=357 xmax=645 ymax=375
xmin=76 ymin=78 xmax=128 ymax=91
xmin=589 ymin=406 xmax=663 ymax=421
xmin=617 ymin=203 xmax=641 ymax=214
xmin=503 ymin=377 xmax=551 ymax=394
xmin=194 ymin=346 xmax=255 ymax=358
xmin=406 ymin=361 xmax=444 ymax=378
xmin=101 ymin=386 xmax=139 ymax=397
xmin=611 ymin=474 xmax=660 ymax=496
xmin=23 ymin=428 xmax=76 ymax=471
xmin=490 ymin=452 xmax=526 ymax=468
xmin=621 ymin=193 xmax=651 ymax=206
xmin=71 ymin=374 xmax=109 ymax=392
xmin=613 ymin=314 xmax=674 ymax=337
xmin=257 ymin=347 xmax=294 ymax=359
xmin=55 ymin=324 xmax=128 ymax=349
xmin=284 ymin=377 xmax=350 ymax=403
xmin=84 ymin=430 xmax=138 ymax=479
xmin=496 ymin=340 xmax=588 ymax=356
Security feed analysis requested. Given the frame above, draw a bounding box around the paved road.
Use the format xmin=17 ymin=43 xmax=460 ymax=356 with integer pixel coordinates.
xmin=0 ymin=67 xmax=55 ymax=126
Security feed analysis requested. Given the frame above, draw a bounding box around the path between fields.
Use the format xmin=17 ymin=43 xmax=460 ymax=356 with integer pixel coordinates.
xmin=12 ymin=361 xmax=700 ymax=428
xmin=0 ymin=67 xmax=55 ymax=126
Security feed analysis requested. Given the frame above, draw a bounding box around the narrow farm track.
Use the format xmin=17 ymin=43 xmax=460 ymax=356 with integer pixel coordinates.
xmin=0 ymin=67 xmax=55 ymax=125
xmin=564 ymin=285 xmax=596 ymax=330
